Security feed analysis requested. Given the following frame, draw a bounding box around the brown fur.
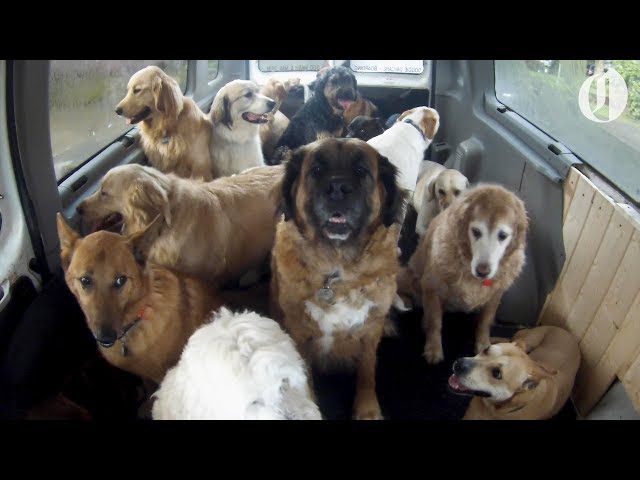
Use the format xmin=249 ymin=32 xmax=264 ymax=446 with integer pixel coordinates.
xmin=397 ymin=107 xmax=439 ymax=140
xmin=405 ymin=184 xmax=529 ymax=363
xmin=116 ymin=66 xmax=214 ymax=181
xmin=259 ymin=78 xmax=299 ymax=158
xmin=57 ymin=214 xmax=223 ymax=384
xmin=270 ymin=138 xmax=403 ymax=420
xmin=77 ymin=164 xmax=284 ymax=288
xmin=343 ymin=93 xmax=379 ymax=126
xmin=459 ymin=326 xmax=581 ymax=420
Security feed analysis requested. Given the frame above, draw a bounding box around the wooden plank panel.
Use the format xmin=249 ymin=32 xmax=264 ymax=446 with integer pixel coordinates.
xmin=542 ymin=192 xmax=613 ymax=330
xmin=622 ymin=351 xmax=640 ymax=413
xmin=563 ymin=167 xmax=580 ymax=223
xmin=565 ymin=208 xmax=634 ymax=339
xmin=573 ymin=291 xmax=640 ymax=415
xmin=561 ymin=173 xmax=598 ymax=264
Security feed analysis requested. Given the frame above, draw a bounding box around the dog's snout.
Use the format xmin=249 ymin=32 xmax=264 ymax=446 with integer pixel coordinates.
xmin=266 ymin=99 xmax=276 ymax=110
xmin=338 ymin=89 xmax=356 ymax=101
xmin=475 ymin=263 xmax=491 ymax=278
xmin=453 ymin=358 xmax=473 ymax=375
xmin=115 ymin=107 xmax=123 ymax=116
xmin=96 ymin=327 xmax=117 ymax=348
xmin=327 ymin=179 xmax=353 ymax=200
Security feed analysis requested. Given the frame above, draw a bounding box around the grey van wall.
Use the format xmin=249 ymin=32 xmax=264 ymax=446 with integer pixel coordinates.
xmin=432 ymin=60 xmax=568 ymax=327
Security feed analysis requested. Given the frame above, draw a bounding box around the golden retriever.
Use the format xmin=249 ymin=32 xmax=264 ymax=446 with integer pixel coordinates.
xmin=259 ymin=77 xmax=299 ymax=159
xmin=76 ymin=163 xmax=285 ymax=288
xmin=412 ymin=161 xmax=469 ymax=236
xmin=448 ymin=326 xmax=580 ymax=420
xmin=57 ymin=214 xmax=224 ymax=384
xmin=270 ymin=138 xmax=405 ymax=420
xmin=115 ymin=66 xmax=214 ymax=181
xmin=209 ymin=79 xmax=275 ymax=177
xmin=404 ymin=184 xmax=529 ymax=364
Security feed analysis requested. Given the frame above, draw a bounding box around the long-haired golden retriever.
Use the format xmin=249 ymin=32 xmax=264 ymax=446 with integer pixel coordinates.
xmin=77 ymin=163 xmax=285 ymax=288
xmin=116 ymin=66 xmax=215 ymax=181
xmin=57 ymin=214 xmax=224 ymax=384
xmin=403 ymin=184 xmax=529 ymax=364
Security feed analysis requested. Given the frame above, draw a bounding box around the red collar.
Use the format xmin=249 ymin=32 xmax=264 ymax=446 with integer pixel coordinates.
xmin=482 ymin=279 xmax=494 ymax=287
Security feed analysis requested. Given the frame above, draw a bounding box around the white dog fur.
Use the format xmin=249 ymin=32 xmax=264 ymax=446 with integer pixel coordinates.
xmin=367 ymin=106 xmax=440 ymax=193
xmin=151 ymin=307 xmax=322 ymax=420
xmin=209 ymin=80 xmax=276 ymax=178
xmin=412 ymin=161 xmax=469 ymax=236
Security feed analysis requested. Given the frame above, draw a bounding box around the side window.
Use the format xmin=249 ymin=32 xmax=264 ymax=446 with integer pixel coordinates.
xmin=207 ymin=61 xmax=219 ymax=83
xmin=49 ymin=60 xmax=188 ymax=182
xmin=495 ymin=60 xmax=640 ymax=204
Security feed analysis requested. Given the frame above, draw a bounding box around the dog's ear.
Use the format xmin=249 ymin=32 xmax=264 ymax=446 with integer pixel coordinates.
xmin=377 ymin=153 xmax=406 ymax=227
xmin=153 ymin=73 xmax=184 ymax=119
xmin=522 ymin=361 xmax=558 ymax=391
xmin=427 ymin=177 xmax=437 ymax=202
xmin=513 ymin=338 xmax=529 ymax=353
xmin=126 ymin=172 xmax=172 ymax=228
xmin=56 ymin=213 xmax=81 ymax=273
xmin=210 ymin=93 xmax=233 ymax=129
xmin=374 ymin=117 xmax=385 ymax=132
xmin=280 ymin=146 xmax=306 ymax=221
xmin=126 ymin=214 xmax=163 ymax=265
xmin=422 ymin=109 xmax=440 ymax=140
xmin=506 ymin=194 xmax=529 ymax=257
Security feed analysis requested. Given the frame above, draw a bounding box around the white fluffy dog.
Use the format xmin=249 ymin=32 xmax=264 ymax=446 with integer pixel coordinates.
xmin=209 ymin=80 xmax=276 ymax=178
xmin=367 ymin=106 xmax=440 ymax=193
xmin=151 ymin=307 xmax=322 ymax=420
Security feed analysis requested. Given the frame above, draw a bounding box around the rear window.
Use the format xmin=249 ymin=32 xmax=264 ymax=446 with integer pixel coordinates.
xmin=495 ymin=60 xmax=640 ymax=203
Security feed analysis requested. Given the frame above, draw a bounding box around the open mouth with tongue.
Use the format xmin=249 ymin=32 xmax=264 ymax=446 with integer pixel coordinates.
xmin=91 ymin=212 xmax=124 ymax=234
xmin=447 ymin=374 xmax=491 ymax=398
xmin=324 ymin=212 xmax=351 ymax=240
xmin=125 ymin=107 xmax=151 ymax=125
xmin=336 ymin=98 xmax=355 ymax=111
xmin=242 ymin=112 xmax=269 ymax=124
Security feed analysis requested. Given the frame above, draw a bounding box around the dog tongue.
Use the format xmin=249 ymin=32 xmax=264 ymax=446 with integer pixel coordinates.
xmin=125 ymin=118 xmax=132 ymax=125
xmin=338 ymin=99 xmax=354 ymax=110
xmin=448 ymin=374 xmax=466 ymax=391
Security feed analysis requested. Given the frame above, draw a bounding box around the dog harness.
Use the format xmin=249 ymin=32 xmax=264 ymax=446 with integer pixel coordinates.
xmin=117 ymin=305 xmax=147 ymax=357
xmin=403 ymin=119 xmax=426 ymax=141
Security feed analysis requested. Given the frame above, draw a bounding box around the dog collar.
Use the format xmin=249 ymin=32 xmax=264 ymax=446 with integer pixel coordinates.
xmin=316 ymin=271 xmax=340 ymax=304
xmin=117 ymin=306 xmax=147 ymax=357
xmin=482 ymin=279 xmax=494 ymax=287
xmin=161 ymin=136 xmax=170 ymax=144
xmin=403 ymin=119 xmax=426 ymax=141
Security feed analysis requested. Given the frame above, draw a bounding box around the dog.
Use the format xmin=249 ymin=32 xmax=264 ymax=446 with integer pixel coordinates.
xmin=367 ymin=107 xmax=440 ymax=194
xmin=57 ymin=214 xmax=223 ymax=384
xmin=405 ymin=184 xmax=529 ymax=364
xmin=259 ymin=78 xmax=299 ymax=159
xmin=346 ymin=115 xmax=386 ymax=141
xmin=448 ymin=326 xmax=581 ymax=420
xmin=343 ymin=94 xmax=379 ymax=126
xmin=270 ymin=137 xmax=405 ymax=420
xmin=115 ymin=66 xmax=214 ymax=181
xmin=412 ymin=161 xmax=469 ymax=236
xmin=209 ymin=79 xmax=276 ymax=177
xmin=270 ymin=66 xmax=358 ymax=165
xmin=76 ymin=163 xmax=284 ymax=288
xmin=151 ymin=307 xmax=321 ymax=420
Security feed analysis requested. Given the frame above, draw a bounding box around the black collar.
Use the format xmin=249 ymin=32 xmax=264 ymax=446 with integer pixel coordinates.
xmin=403 ymin=119 xmax=426 ymax=141
xmin=117 ymin=306 xmax=146 ymax=356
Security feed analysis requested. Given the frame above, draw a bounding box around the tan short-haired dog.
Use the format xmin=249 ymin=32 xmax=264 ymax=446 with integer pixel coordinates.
xmin=115 ymin=66 xmax=214 ymax=181
xmin=448 ymin=326 xmax=581 ymax=420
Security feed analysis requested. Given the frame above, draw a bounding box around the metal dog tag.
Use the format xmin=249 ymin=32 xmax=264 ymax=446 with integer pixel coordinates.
xmin=317 ymin=287 xmax=335 ymax=303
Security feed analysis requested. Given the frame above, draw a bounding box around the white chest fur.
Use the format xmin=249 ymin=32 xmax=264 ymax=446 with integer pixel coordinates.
xmin=304 ymin=298 xmax=374 ymax=353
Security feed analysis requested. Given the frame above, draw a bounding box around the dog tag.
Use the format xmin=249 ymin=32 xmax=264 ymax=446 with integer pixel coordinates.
xmin=317 ymin=287 xmax=335 ymax=303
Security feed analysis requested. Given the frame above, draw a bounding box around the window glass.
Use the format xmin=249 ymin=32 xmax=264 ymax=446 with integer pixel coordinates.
xmin=350 ymin=60 xmax=424 ymax=75
xmin=207 ymin=60 xmax=219 ymax=83
xmin=49 ymin=60 xmax=188 ymax=181
xmin=258 ymin=60 xmax=328 ymax=72
xmin=495 ymin=60 xmax=640 ymax=203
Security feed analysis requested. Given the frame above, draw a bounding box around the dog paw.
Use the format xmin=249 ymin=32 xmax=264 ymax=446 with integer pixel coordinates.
xmin=424 ymin=342 xmax=444 ymax=364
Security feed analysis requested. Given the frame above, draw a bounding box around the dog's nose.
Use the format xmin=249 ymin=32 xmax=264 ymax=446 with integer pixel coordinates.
xmin=76 ymin=204 xmax=84 ymax=215
xmin=115 ymin=107 xmax=123 ymax=116
xmin=96 ymin=327 xmax=117 ymax=348
xmin=266 ymin=100 xmax=276 ymax=110
xmin=475 ymin=263 xmax=491 ymax=278
xmin=453 ymin=358 xmax=473 ymax=375
xmin=327 ymin=179 xmax=353 ymax=200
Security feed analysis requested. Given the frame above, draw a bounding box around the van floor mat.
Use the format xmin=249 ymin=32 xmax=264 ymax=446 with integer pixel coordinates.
xmin=312 ymin=310 xmax=577 ymax=421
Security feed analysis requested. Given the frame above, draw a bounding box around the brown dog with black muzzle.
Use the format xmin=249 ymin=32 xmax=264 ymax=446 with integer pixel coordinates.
xmin=270 ymin=137 xmax=405 ymax=420
xmin=57 ymin=213 xmax=223 ymax=384
xmin=448 ymin=326 xmax=581 ymax=420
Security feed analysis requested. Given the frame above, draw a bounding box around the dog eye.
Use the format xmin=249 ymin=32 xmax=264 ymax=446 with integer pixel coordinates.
xmin=133 ymin=87 xmax=141 ymax=94
xmin=438 ymin=189 xmax=446 ymax=196
xmin=310 ymin=165 xmax=322 ymax=177
xmin=355 ymin=166 xmax=369 ymax=177
xmin=114 ymin=276 xmax=128 ymax=289
xmin=244 ymin=91 xmax=253 ymax=98
xmin=471 ymin=227 xmax=482 ymax=239
xmin=498 ymin=231 xmax=508 ymax=241
xmin=453 ymin=190 xmax=461 ymax=197
xmin=492 ymin=367 xmax=502 ymax=379
xmin=79 ymin=277 xmax=92 ymax=289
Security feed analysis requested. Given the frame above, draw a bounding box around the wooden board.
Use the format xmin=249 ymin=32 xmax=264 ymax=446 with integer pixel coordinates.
xmin=622 ymin=351 xmax=640 ymax=413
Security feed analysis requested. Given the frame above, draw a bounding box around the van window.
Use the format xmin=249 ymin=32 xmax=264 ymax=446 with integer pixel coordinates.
xmin=49 ymin=60 xmax=188 ymax=182
xmin=495 ymin=60 xmax=640 ymax=203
